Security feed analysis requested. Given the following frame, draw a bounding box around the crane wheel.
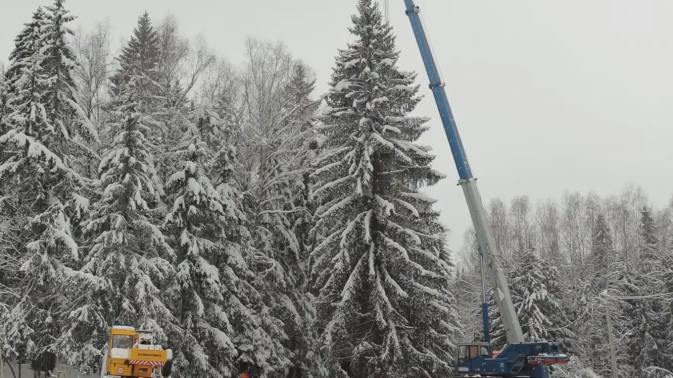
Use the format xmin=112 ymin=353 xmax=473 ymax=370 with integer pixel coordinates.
xmin=161 ymin=360 xmax=173 ymax=377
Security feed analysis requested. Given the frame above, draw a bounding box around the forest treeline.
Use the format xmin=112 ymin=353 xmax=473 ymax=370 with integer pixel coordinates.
xmin=0 ymin=0 xmax=668 ymax=377
xmin=457 ymin=186 xmax=673 ymax=378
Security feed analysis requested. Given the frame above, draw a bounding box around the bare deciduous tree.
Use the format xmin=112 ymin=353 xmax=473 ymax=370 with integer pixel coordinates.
xmin=72 ymin=20 xmax=112 ymax=122
xmin=488 ymin=199 xmax=512 ymax=262
xmin=536 ymin=199 xmax=561 ymax=261
xmin=237 ymin=37 xmax=317 ymax=194
xmin=200 ymin=57 xmax=238 ymax=99
xmin=560 ymin=191 xmax=592 ymax=279
xmin=199 ymin=57 xmax=243 ymax=123
xmin=156 ymin=15 xmax=215 ymax=107
xmin=510 ymin=195 xmax=534 ymax=252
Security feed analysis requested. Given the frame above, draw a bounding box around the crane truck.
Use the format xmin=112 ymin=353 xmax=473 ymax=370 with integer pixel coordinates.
xmin=401 ymin=1 xmax=570 ymax=377
xmin=100 ymin=326 xmax=173 ymax=378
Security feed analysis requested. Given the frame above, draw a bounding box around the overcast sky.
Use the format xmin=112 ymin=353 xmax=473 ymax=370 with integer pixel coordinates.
xmin=2 ymin=0 xmax=673 ymax=254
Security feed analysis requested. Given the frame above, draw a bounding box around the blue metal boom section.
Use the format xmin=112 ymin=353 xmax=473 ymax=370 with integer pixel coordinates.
xmin=402 ymin=0 xmax=473 ymax=180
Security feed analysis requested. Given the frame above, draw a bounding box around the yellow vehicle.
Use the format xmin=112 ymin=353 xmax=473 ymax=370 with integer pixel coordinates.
xmin=101 ymin=326 xmax=173 ymax=378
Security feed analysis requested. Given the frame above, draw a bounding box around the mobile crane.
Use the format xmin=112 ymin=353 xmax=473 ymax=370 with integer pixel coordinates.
xmin=401 ymin=1 xmax=569 ymax=377
xmin=101 ymin=326 xmax=173 ymax=378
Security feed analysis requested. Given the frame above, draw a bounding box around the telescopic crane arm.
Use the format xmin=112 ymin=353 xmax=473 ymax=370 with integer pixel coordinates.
xmin=391 ymin=3 xmax=568 ymax=376
xmin=401 ymin=0 xmax=525 ymax=345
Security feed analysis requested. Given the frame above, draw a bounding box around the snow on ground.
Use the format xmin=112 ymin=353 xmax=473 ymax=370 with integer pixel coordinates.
xmin=0 ymin=363 xmax=97 ymax=378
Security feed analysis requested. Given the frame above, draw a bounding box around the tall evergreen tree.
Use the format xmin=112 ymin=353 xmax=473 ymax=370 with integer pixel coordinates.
xmin=591 ymin=214 xmax=613 ymax=290
xmin=57 ymin=81 xmax=176 ymax=372
xmin=109 ymin=11 xmax=161 ymax=103
xmin=0 ymin=68 xmax=7 ymax=134
xmin=603 ymin=257 xmax=640 ymax=378
xmin=1 ymin=5 xmax=55 ymax=364
xmin=311 ymin=1 xmax=461 ymax=376
xmin=540 ymin=253 xmax=576 ymax=354
xmin=40 ymin=0 xmax=99 ymax=166
xmin=627 ymin=208 xmax=668 ymax=377
xmin=661 ymin=251 xmax=673 ymax=373
xmin=488 ymin=242 xmax=573 ymax=351
xmin=0 ymin=0 xmax=96 ymax=362
xmin=163 ymin=111 xmax=290 ymax=377
xmin=4 ymin=7 xmax=46 ymax=94
xmin=264 ymin=62 xmax=321 ymax=378
xmin=574 ymin=219 xmax=631 ymax=378
xmin=186 ymin=102 xmax=292 ymax=377
xmin=640 ymin=207 xmax=658 ymax=264
xmin=162 ymin=131 xmax=239 ymax=378
xmin=285 ymin=62 xmax=320 ymax=260
xmin=520 ymin=243 xmax=571 ymax=340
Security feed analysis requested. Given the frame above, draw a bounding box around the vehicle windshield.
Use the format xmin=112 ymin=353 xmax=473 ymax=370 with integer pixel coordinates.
xmin=112 ymin=334 xmax=133 ymax=349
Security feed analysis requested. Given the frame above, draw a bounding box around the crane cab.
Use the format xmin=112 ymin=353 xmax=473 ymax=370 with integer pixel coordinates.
xmin=455 ymin=342 xmax=492 ymax=374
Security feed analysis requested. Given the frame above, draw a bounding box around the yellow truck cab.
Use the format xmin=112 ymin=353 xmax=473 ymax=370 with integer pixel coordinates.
xmin=102 ymin=326 xmax=173 ymax=378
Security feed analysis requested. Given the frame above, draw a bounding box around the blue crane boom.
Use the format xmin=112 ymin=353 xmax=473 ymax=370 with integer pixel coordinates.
xmin=402 ymin=0 xmax=522 ymax=346
xmin=401 ymin=1 xmax=569 ymax=377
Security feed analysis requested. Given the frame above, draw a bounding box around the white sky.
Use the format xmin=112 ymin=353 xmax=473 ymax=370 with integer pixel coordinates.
xmin=2 ymin=0 xmax=673 ymax=253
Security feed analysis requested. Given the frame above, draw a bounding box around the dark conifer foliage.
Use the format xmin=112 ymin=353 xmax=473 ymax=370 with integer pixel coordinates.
xmin=109 ymin=11 xmax=161 ymax=104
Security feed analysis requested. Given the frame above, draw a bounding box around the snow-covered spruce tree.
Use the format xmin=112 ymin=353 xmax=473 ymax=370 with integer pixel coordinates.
xmin=539 ymin=254 xmax=576 ymax=354
xmin=56 ymin=81 xmax=176 ymax=373
xmin=636 ymin=207 xmax=668 ymax=367
xmin=187 ymin=102 xmax=292 ymax=377
xmin=603 ymin=212 xmax=667 ymax=378
xmin=311 ymin=1 xmax=461 ymax=376
xmin=590 ymin=213 xmax=613 ymax=291
xmin=509 ymin=243 xmax=573 ymax=347
xmin=109 ymin=11 xmax=161 ymax=102
xmin=638 ymin=334 xmax=669 ymax=378
xmin=2 ymin=5 xmax=44 ymax=143
xmin=162 ymin=130 xmax=239 ymax=378
xmin=551 ymin=357 xmax=600 ymax=378
xmin=573 ymin=216 xmax=632 ymax=378
xmin=0 ymin=0 xmax=96 ymax=363
xmin=100 ymin=12 xmax=159 ymax=156
xmin=282 ymin=61 xmax=320 ymax=264
xmin=569 ymin=281 xmax=605 ymax=372
xmin=251 ymin=61 xmax=321 ymax=378
xmin=658 ymin=235 xmax=673 ymax=372
xmin=488 ymin=243 xmax=573 ymax=352
xmin=629 ymin=294 xmax=663 ymax=377
xmin=0 ymin=6 xmax=50 ymax=364
xmin=451 ymin=231 xmax=484 ymax=343
xmin=639 ymin=207 xmax=658 ymax=267
xmin=234 ymin=42 xmax=321 ymax=377
xmin=567 ymin=214 xmax=619 ymax=377
xmin=487 ymin=285 xmax=505 ymax=348
xmin=602 ymin=257 xmax=640 ymax=378
xmin=3 ymin=7 xmax=46 ymax=95
xmin=653 ymin=207 xmax=673 ymax=370
xmin=455 ymin=266 xmax=483 ymax=343
xmin=40 ymin=0 xmax=99 ymax=175
xmin=0 ymin=69 xmax=7 ymax=135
